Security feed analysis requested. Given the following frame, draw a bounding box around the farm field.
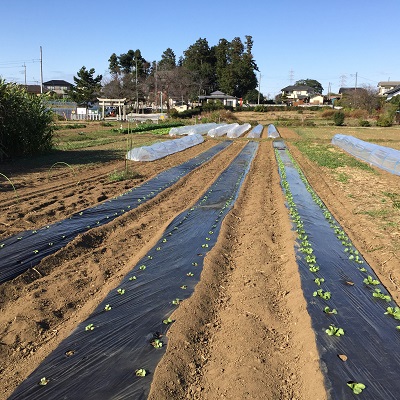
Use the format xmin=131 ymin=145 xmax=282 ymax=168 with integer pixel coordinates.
xmin=0 ymin=115 xmax=399 ymax=399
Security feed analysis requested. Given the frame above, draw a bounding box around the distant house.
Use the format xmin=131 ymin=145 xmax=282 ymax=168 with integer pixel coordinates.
xmin=280 ymin=85 xmax=316 ymax=104
xmin=377 ymin=81 xmax=400 ymax=96
xmin=198 ymin=90 xmax=240 ymax=107
xmin=309 ymin=94 xmax=324 ymax=105
xmin=339 ymin=87 xmax=367 ymax=97
xmin=22 ymin=84 xmax=42 ymax=96
xmin=43 ymin=80 xmax=72 ymax=98
xmin=384 ymin=85 xmax=400 ymax=101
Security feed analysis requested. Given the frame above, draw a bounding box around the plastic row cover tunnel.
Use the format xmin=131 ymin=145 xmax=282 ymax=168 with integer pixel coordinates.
xmin=9 ymin=142 xmax=259 ymax=400
xmin=0 ymin=141 xmax=232 ymax=284
xmin=247 ymin=124 xmax=264 ymax=138
xmin=267 ymin=124 xmax=280 ymax=138
xmin=275 ymin=146 xmax=400 ymax=399
xmin=227 ymin=123 xmax=251 ymax=138
xmin=168 ymin=123 xmax=218 ymax=136
xmin=126 ymin=134 xmax=204 ymax=161
xmin=207 ymin=123 xmax=238 ymax=137
xmin=332 ymin=134 xmax=400 ymax=176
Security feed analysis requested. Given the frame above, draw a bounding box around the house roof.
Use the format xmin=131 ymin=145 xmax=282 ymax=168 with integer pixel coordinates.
xmin=43 ymin=80 xmax=72 ymax=87
xmin=384 ymin=85 xmax=400 ymax=95
xmin=378 ymin=81 xmax=400 ymax=88
xmin=20 ymin=84 xmax=41 ymax=94
xmin=199 ymin=90 xmax=237 ymax=100
xmin=385 ymin=85 xmax=400 ymax=100
xmin=281 ymin=85 xmax=316 ymax=93
xmin=339 ymin=87 xmax=367 ymax=94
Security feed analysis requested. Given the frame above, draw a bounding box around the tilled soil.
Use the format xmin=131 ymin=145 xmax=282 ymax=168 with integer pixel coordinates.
xmin=0 ymin=128 xmax=399 ymax=400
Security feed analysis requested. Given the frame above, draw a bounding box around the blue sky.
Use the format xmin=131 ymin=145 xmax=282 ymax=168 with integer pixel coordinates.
xmin=1 ymin=0 xmax=399 ymax=98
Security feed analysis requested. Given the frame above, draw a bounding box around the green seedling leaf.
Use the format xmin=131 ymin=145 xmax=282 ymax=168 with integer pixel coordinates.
xmin=162 ymin=238 xmax=167 ymax=243
xmin=135 ymin=369 xmax=147 ymax=377
xmin=309 ymin=265 xmax=320 ymax=273
xmin=385 ymin=306 xmax=400 ymax=320
xmin=325 ymin=325 xmax=344 ymax=336
xmin=347 ymin=382 xmax=366 ymax=395
xmin=372 ymin=289 xmax=391 ymax=302
xmin=172 ymin=298 xmax=180 ymax=305
xmin=163 ymin=317 xmax=174 ymax=325
xmin=33 ymin=250 xmax=39 ymax=254
xmin=324 ymin=306 xmax=338 ymax=315
xmin=104 ymin=304 xmax=112 ymax=311
xmin=201 ymin=244 xmax=209 ymax=248
xmin=192 ymin=262 xmax=198 ymax=266
xmin=180 ymin=285 xmax=187 ymax=290
xmin=358 ymin=267 xmax=367 ymax=272
xmin=117 ymin=288 xmax=125 ymax=295
xmin=85 ymin=323 xmax=95 ymax=331
xmin=314 ymin=278 xmax=325 ymax=286
xmin=139 ymin=265 xmax=146 ymax=270
xmin=186 ymin=272 xmax=194 ymax=277
xmin=150 ymin=339 xmax=163 ymax=349
xmin=156 ymin=247 xmax=161 ymax=251
xmin=147 ymin=255 xmax=153 ymax=259
xmin=313 ymin=289 xmax=331 ymax=300
xmin=129 ymin=276 xmax=137 ymax=281
xmin=396 ymin=326 xmax=400 ymax=331
xmin=363 ymin=275 xmax=380 ymax=285
xmin=39 ymin=377 xmax=49 ymax=386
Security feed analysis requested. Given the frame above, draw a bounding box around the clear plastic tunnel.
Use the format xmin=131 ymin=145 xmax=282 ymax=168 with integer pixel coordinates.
xmin=247 ymin=124 xmax=264 ymax=138
xmin=331 ymin=134 xmax=400 ymax=176
xmin=169 ymin=123 xmax=217 ymax=136
xmin=267 ymin=124 xmax=280 ymax=138
xmin=207 ymin=123 xmax=238 ymax=137
xmin=126 ymin=134 xmax=204 ymax=161
xmin=227 ymin=123 xmax=251 ymax=138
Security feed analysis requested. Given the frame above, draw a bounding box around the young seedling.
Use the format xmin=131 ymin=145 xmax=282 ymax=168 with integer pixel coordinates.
xmin=314 ymin=278 xmax=325 ymax=286
xmin=180 ymin=285 xmax=187 ymax=290
xmin=347 ymin=382 xmax=366 ymax=395
xmin=385 ymin=307 xmax=400 ymax=320
xmin=172 ymin=298 xmax=180 ymax=305
xmin=150 ymin=338 xmax=163 ymax=349
xmin=201 ymin=244 xmax=209 ymax=248
xmin=372 ymin=289 xmax=391 ymax=302
xmin=135 ymin=369 xmax=147 ymax=377
xmin=192 ymin=262 xmax=198 ymax=267
xmin=85 ymin=323 xmax=95 ymax=331
xmin=139 ymin=265 xmax=146 ymax=271
xmin=186 ymin=272 xmax=194 ymax=277
xmin=325 ymin=325 xmax=344 ymax=336
xmin=313 ymin=289 xmax=331 ymax=300
xmin=117 ymin=288 xmax=125 ymax=295
xmin=39 ymin=377 xmax=49 ymax=386
xmin=358 ymin=267 xmax=367 ymax=272
xmin=309 ymin=265 xmax=320 ymax=273
xmin=163 ymin=317 xmax=174 ymax=325
xmin=104 ymin=304 xmax=112 ymax=311
xmin=363 ymin=275 xmax=380 ymax=285
xmin=129 ymin=276 xmax=137 ymax=281
xmin=324 ymin=306 xmax=338 ymax=315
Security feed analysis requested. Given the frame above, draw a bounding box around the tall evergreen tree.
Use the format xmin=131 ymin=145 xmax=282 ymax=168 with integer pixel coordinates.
xmin=158 ymin=48 xmax=176 ymax=71
xmin=67 ymin=66 xmax=102 ymax=106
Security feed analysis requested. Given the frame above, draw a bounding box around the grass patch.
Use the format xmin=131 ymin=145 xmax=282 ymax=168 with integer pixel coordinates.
xmin=382 ymin=192 xmax=400 ymax=209
xmin=108 ymin=169 xmax=142 ymax=182
xmin=336 ymin=172 xmax=350 ymax=183
xmin=357 ymin=209 xmax=390 ymax=218
xmin=293 ymin=140 xmax=376 ymax=172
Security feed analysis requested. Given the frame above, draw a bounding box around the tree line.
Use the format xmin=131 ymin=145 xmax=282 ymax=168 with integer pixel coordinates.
xmin=67 ymin=36 xmax=259 ymax=108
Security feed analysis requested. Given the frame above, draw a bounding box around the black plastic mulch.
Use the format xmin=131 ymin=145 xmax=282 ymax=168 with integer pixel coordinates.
xmin=9 ymin=141 xmax=258 ymax=400
xmin=0 ymin=141 xmax=232 ymax=284
xmin=276 ymin=147 xmax=400 ymax=400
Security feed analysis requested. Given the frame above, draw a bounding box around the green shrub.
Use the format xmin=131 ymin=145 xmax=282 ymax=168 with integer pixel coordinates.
xmin=358 ymin=119 xmax=371 ymax=127
xmin=333 ymin=111 xmax=345 ymax=126
xmin=0 ymin=79 xmax=54 ymax=159
xmin=376 ymin=115 xmax=393 ymax=127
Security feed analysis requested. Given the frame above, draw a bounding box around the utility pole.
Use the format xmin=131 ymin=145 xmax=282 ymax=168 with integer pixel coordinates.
xmin=40 ymin=46 xmax=43 ymax=94
xmin=23 ymin=63 xmax=26 ymax=88
xmin=289 ymin=69 xmax=294 ymax=85
xmin=135 ymin=57 xmax=138 ymax=113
